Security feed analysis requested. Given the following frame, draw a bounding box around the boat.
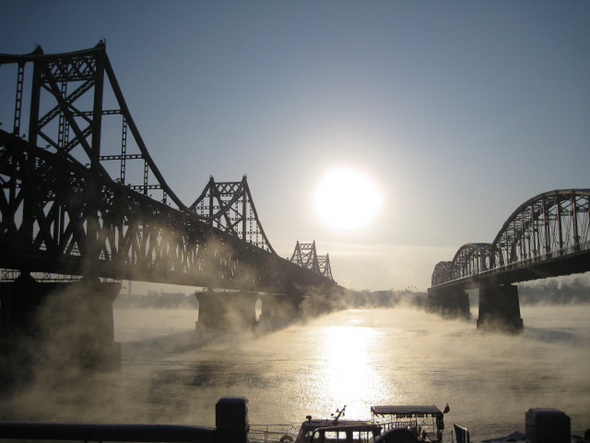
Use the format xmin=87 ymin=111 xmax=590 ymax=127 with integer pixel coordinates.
xmin=370 ymin=405 xmax=445 ymax=443
xmin=250 ymin=404 xmax=447 ymax=443
xmin=250 ymin=406 xmax=382 ymax=443
xmin=294 ymin=406 xmax=382 ymax=443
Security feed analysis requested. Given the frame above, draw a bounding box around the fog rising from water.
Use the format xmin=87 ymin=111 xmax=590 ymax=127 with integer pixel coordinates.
xmin=1 ymin=298 xmax=589 ymax=442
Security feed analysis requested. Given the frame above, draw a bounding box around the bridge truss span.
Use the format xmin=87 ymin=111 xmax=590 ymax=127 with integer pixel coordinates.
xmin=491 ymin=189 xmax=590 ymax=271
xmin=289 ymin=241 xmax=333 ymax=280
xmin=431 ymin=261 xmax=452 ymax=287
xmin=451 ymin=243 xmax=492 ymax=281
xmin=189 ymin=176 xmax=275 ymax=254
xmin=0 ymin=43 xmax=336 ymax=292
xmin=0 ymin=41 xmax=184 ymax=209
xmin=431 ymin=189 xmax=590 ymax=288
xmin=0 ymin=129 xmax=285 ymax=290
xmin=431 ymin=243 xmax=492 ymax=286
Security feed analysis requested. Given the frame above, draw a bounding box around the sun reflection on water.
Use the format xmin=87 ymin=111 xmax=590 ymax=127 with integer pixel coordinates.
xmin=314 ymin=325 xmax=384 ymax=417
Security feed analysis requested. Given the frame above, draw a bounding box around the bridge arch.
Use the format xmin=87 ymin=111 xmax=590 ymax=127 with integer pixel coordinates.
xmin=431 ymin=189 xmax=590 ymax=286
xmin=431 ymin=261 xmax=452 ymax=286
xmin=491 ymin=189 xmax=590 ymax=269
xmin=450 ymin=243 xmax=492 ymax=280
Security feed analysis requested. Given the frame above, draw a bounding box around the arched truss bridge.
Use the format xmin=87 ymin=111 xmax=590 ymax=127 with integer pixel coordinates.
xmin=0 ymin=42 xmax=334 ymax=292
xmin=432 ymin=189 xmax=590 ymax=287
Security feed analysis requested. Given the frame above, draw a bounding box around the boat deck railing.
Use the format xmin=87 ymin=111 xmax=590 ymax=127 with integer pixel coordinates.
xmin=374 ymin=420 xmax=442 ymax=443
xmin=249 ymin=423 xmax=297 ymax=443
xmin=378 ymin=419 xmax=420 ymax=432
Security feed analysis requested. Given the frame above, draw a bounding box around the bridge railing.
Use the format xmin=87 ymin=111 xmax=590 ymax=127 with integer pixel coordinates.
xmin=431 ymin=240 xmax=590 ymax=288
xmin=488 ymin=240 xmax=590 ymax=276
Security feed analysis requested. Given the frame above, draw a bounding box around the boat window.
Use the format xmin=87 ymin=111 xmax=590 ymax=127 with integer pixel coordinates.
xmin=311 ymin=429 xmax=377 ymax=443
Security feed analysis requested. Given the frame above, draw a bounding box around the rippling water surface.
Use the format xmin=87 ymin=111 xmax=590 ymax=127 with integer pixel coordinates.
xmin=3 ymin=305 xmax=590 ymax=442
xmin=117 ymin=305 xmax=590 ymax=441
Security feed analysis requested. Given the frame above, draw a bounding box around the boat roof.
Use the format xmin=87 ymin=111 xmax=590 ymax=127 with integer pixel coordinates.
xmin=300 ymin=419 xmax=374 ymax=431
xmin=312 ymin=423 xmax=382 ymax=433
xmin=370 ymin=405 xmax=443 ymax=417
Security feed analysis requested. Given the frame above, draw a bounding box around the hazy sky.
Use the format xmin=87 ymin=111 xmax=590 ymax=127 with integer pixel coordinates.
xmin=2 ymin=1 xmax=589 ymax=291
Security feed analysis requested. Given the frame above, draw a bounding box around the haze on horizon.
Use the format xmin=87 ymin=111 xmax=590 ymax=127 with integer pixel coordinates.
xmin=1 ymin=0 xmax=589 ymax=291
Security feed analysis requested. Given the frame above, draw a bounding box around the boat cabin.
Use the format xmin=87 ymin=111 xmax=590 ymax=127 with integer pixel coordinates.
xmin=370 ymin=405 xmax=444 ymax=443
xmin=295 ymin=418 xmax=382 ymax=443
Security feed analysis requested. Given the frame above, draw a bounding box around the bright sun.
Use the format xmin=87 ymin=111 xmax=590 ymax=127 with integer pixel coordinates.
xmin=314 ymin=167 xmax=382 ymax=231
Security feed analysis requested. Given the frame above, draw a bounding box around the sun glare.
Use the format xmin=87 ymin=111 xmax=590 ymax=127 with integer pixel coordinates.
xmin=321 ymin=325 xmax=382 ymax=410
xmin=314 ymin=168 xmax=382 ymax=231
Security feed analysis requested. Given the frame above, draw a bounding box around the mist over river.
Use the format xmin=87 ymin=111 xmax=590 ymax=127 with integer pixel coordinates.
xmin=2 ymin=304 xmax=589 ymax=442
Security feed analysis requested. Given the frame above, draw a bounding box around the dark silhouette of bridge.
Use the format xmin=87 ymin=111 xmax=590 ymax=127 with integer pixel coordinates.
xmin=428 ymin=189 xmax=590 ymax=330
xmin=0 ymin=42 xmax=339 ymax=369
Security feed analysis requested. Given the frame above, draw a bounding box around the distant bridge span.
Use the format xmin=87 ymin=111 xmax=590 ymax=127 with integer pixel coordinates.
xmin=428 ymin=189 xmax=590 ymax=330
xmin=0 ymin=43 xmax=340 ymax=368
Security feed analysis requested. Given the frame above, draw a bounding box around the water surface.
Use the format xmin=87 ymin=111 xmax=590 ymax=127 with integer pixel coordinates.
xmin=3 ymin=305 xmax=589 ymax=442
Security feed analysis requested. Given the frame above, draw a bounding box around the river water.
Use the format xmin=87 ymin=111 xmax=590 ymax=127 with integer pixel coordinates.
xmin=3 ymin=304 xmax=590 ymax=442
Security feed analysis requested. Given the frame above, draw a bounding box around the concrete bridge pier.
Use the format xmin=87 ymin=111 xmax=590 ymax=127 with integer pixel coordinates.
xmin=258 ymin=293 xmax=303 ymax=327
xmin=195 ymin=290 xmax=261 ymax=331
xmin=0 ymin=273 xmax=121 ymax=381
xmin=195 ymin=291 xmax=305 ymax=332
xmin=477 ymin=284 xmax=523 ymax=332
xmin=426 ymin=287 xmax=471 ymax=320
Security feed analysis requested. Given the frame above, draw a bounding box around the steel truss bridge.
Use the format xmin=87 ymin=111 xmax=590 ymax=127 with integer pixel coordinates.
xmin=432 ymin=189 xmax=590 ymax=287
xmin=0 ymin=42 xmax=335 ymax=295
xmin=428 ymin=189 xmax=590 ymax=329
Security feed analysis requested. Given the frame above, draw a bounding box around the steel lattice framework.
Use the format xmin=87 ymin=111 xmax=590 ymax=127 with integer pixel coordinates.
xmin=1 ymin=41 xmax=180 ymax=207
xmin=450 ymin=243 xmax=492 ymax=281
xmin=0 ymin=43 xmax=335 ymax=291
xmin=431 ymin=261 xmax=452 ymax=287
xmin=492 ymin=189 xmax=590 ymax=268
xmin=317 ymin=253 xmax=333 ymax=280
xmin=189 ymin=176 xmax=275 ymax=254
xmin=431 ymin=189 xmax=590 ymax=286
xmin=290 ymin=241 xmax=333 ymax=280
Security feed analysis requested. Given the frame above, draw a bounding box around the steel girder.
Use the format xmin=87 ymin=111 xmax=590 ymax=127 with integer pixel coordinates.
xmin=430 ymin=189 xmax=590 ymax=287
xmin=431 ymin=244 xmax=491 ymax=285
xmin=491 ymin=189 xmax=590 ymax=269
xmin=0 ymin=130 xmax=333 ymax=292
xmin=0 ymin=41 xmax=184 ymax=209
xmin=431 ymin=261 xmax=452 ymax=287
xmin=189 ymin=176 xmax=275 ymax=254
xmin=188 ymin=178 xmax=335 ymax=280
xmin=450 ymin=243 xmax=492 ymax=280
xmin=317 ymin=253 xmax=333 ymax=280
xmin=289 ymin=241 xmax=333 ymax=279
xmin=0 ymin=43 xmax=336 ymax=290
xmin=290 ymin=241 xmax=319 ymax=273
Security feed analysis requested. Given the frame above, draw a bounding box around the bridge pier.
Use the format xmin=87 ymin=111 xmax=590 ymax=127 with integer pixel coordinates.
xmin=195 ymin=290 xmax=261 ymax=331
xmin=258 ymin=293 xmax=303 ymax=327
xmin=195 ymin=291 xmax=304 ymax=332
xmin=0 ymin=273 xmax=121 ymax=384
xmin=477 ymin=284 xmax=523 ymax=332
xmin=426 ymin=287 xmax=471 ymax=320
